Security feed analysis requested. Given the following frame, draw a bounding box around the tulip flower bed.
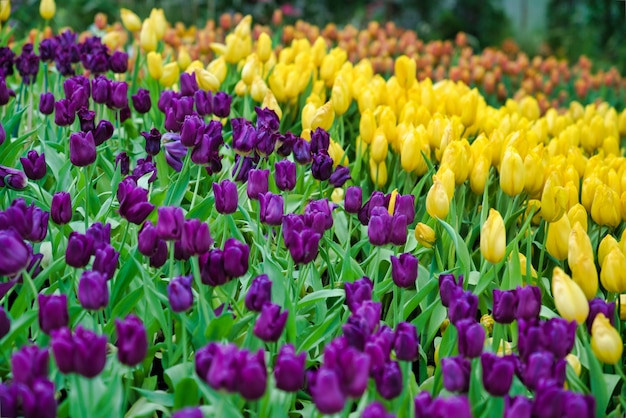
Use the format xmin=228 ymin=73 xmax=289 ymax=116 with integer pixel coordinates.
xmin=1 ymin=2 xmax=626 ymax=418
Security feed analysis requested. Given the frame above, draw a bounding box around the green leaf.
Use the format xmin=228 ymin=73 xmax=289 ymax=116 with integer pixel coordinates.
xmin=585 ymin=337 xmax=609 ymax=417
xmin=297 ymin=289 xmax=344 ymax=309
xmin=205 ymin=314 xmax=234 ymax=341
xmin=174 ymin=378 xmax=199 ymax=410
xmin=132 ymin=389 xmax=174 ymax=407
xmin=164 ymin=363 xmax=193 ymax=391
xmin=124 ymin=398 xmax=170 ymax=418
xmin=436 ymin=218 xmax=472 ymax=279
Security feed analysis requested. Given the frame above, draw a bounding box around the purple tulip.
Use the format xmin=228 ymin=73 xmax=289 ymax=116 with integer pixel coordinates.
xmin=344 ymin=186 xmax=362 ymax=213
xmin=274 ymin=160 xmax=296 ymax=191
xmin=515 ymin=286 xmax=541 ymax=320
xmin=168 ymin=275 xmax=194 ymax=313
xmin=394 ymin=322 xmax=419 ymax=361
xmin=51 ymin=325 xmax=107 ymax=378
xmin=131 ymin=88 xmax=151 ymax=114
xmin=236 ymin=349 xmax=267 ymax=400
xmin=394 ymin=194 xmax=415 ymax=224
xmin=253 ymin=303 xmax=288 ymax=342
xmin=93 ymin=244 xmax=119 ymax=280
xmin=245 ymin=274 xmax=272 ymax=312
xmin=65 ymin=232 xmax=94 ymax=268
xmin=504 ymin=396 xmax=533 ymax=418
xmin=448 ymin=290 xmax=479 ymax=325
xmin=247 ymin=169 xmax=270 ymax=200
xmin=86 ymin=222 xmax=111 ymax=251
xmin=11 ymin=345 xmax=49 ymax=386
xmin=345 ymin=276 xmax=373 ymax=313
xmin=0 ymin=229 xmax=31 ymax=276
xmin=274 ymin=344 xmax=305 ymax=392
xmin=329 ymin=165 xmax=351 ymax=187
xmin=156 ymin=206 xmax=185 ymax=241
xmin=213 ymin=180 xmax=238 ymax=214
xmin=308 ymin=368 xmax=346 ymax=414
xmin=108 ymin=80 xmax=128 ymax=109
xmin=39 ymin=92 xmax=55 ymax=115
xmin=223 ymin=238 xmax=250 ymax=278
xmin=362 ymin=402 xmax=395 ymax=418
xmin=481 ymin=352 xmax=515 ymax=396
xmin=199 ymin=249 xmax=228 ymax=286
xmin=115 ymin=315 xmax=147 ymax=367
xmin=117 ymin=178 xmax=155 ymax=225
xmin=38 ymin=294 xmax=68 ymax=335
xmin=456 ymin=319 xmax=485 ymax=358
xmin=368 ymin=206 xmax=391 ymax=246
xmin=78 ymin=270 xmax=109 ymax=311
xmin=310 ymin=128 xmax=330 ymax=154
xmin=292 ymin=138 xmax=311 ymax=164
xmin=206 ymin=343 xmax=239 ymax=392
xmin=172 ymin=408 xmax=203 ymax=418
xmin=259 ymin=192 xmax=284 ymax=226
xmin=587 ymin=298 xmax=616 ymax=332
xmin=54 ymin=99 xmax=75 ymax=126
xmin=542 ymin=317 xmax=576 ymax=359
xmin=194 ymin=90 xmax=212 ymax=116
xmin=180 ymin=72 xmax=198 ymax=96
xmin=0 ymin=307 xmax=10 ymax=339
xmin=311 ymin=151 xmax=333 ymax=181
xmin=442 ymin=356 xmax=471 ymax=393
xmin=439 ymin=273 xmax=464 ymax=308
xmin=212 ymin=91 xmax=232 ymax=118
xmin=492 ymin=289 xmax=517 ymax=324
xmin=374 ymin=360 xmax=403 ymax=399
xmin=180 ymin=114 xmax=203 ymax=147
xmin=69 ymin=131 xmax=97 ymax=167
xmin=115 ymin=152 xmax=130 ymax=175
xmin=391 ymin=253 xmax=418 ymax=288
xmin=109 ymin=51 xmax=128 ymax=73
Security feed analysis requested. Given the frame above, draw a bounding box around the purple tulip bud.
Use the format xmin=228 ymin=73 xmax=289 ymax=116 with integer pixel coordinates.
xmin=73 ymin=325 xmax=108 ymax=378
xmin=329 ymin=165 xmax=351 ymax=187
xmin=172 ymin=407 xmax=204 ymax=418
xmin=39 ymin=92 xmax=55 ymax=115
xmin=504 ymin=396 xmax=533 ymax=418
xmin=431 ymin=395 xmax=472 ymax=417
xmin=194 ymin=342 xmax=218 ymax=383
xmin=368 ymin=207 xmax=391 ymax=246
xmin=199 ymin=248 xmax=228 ymax=286
xmin=85 ymin=222 xmax=111 ymax=251
xmin=194 ymin=90 xmax=212 ymax=116
xmin=439 ymin=273 xmax=464 ymax=308
xmin=374 ymin=360 xmax=403 ymax=400
xmin=213 ymin=180 xmax=238 ymax=214
xmin=245 ymin=274 xmax=272 ymax=312
xmin=394 ymin=322 xmax=419 ymax=361
xmin=38 ymin=294 xmax=68 ymax=335
xmin=168 ymin=275 xmax=194 ymax=313
xmin=180 ymin=114 xmax=203 ymax=147
xmin=236 ymin=349 xmax=267 ymax=400
xmin=276 ymin=132 xmax=296 ymax=156
xmin=306 ymin=198 xmax=334 ymax=231
xmin=115 ymin=152 xmax=130 ymax=175
xmin=274 ymin=344 xmax=305 ymax=392
xmin=15 ymin=44 xmax=40 ymax=84
xmin=309 ymin=368 xmax=346 ymax=414
xmin=93 ymin=120 xmax=114 ymax=146
xmin=175 ymin=96 xmax=194 ymax=123
xmin=93 ymin=244 xmax=119 ymax=280
xmin=342 ymin=315 xmax=371 ymax=350
xmin=78 ymin=270 xmax=109 ymax=311
xmin=449 ymin=290 xmax=479 ymax=325
xmin=389 ymin=214 xmax=408 ymax=246
xmin=0 ymin=307 xmax=10 ymax=339
xmin=515 ymin=285 xmax=541 ymax=320
xmin=180 ymin=218 xmax=213 ymax=256
xmin=149 ymin=239 xmax=168 ymax=268
xmin=223 ymin=238 xmax=250 ymax=278
xmin=456 ymin=319 xmax=485 ymax=358
xmin=109 ymin=51 xmax=128 ymax=73
xmin=274 ymin=160 xmax=296 ymax=191
xmin=191 ymin=120 xmax=223 ymax=165
xmin=311 ymin=151 xmax=334 ymax=181
xmin=132 ymin=157 xmax=157 ymax=183
xmin=17 ymin=378 xmax=57 ymax=418
xmin=344 ymin=186 xmax=362 ymax=213
xmin=212 ymin=91 xmax=232 ymax=118
xmin=481 ymin=352 xmax=515 ymax=396
xmin=521 ymin=351 xmax=564 ymax=391
xmin=247 ymin=169 xmax=269 ymax=200
xmin=563 ymin=393 xmax=595 ymax=418
xmin=345 ymin=276 xmax=373 ymax=313
xmin=108 ymin=80 xmax=128 ymax=109
xmin=255 ymin=130 xmax=279 ymax=157
xmin=292 ymin=138 xmax=311 ymax=165
xmin=310 ymin=127 xmax=330 ymax=154
xmin=11 ymin=345 xmax=49 ymax=386
xmin=362 ymin=402 xmax=395 ymax=418
xmin=517 ymin=318 xmax=544 ymax=361
xmin=65 ymin=232 xmax=94 ymax=268
xmin=354 ymin=301 xmax=382 ymax=335
xmin=492 ymin=289 xmax=517 ymax=324
xmin=54 ymin=99 xmax=75 ymax=126
xmin=442 ymin=356 xmax=471 ymax=393
xmin=158 ymin=90 xmax=177 ymax=113
xmin=286 ymin=226 xmax=321 ymax=265
xmin=117 ymin=178 xmax=155 ymax=225
xmin=542 ymin=317 xmax=576 ymax=359
xmin=141 ymin=128 xmax=161 ymax=156
xmin=131 ymin=88 xmax=151 ymax=114
xmin=255 ymin=106 xmax=280 ymax=131
xmin=206 ymin=343 xmax=239 ymax=392
xmin=254 ymin=303 xmax=288 ymax=342
xmin=587 ymin=298 xmax=616 ymax=332
xmin=76 ymin=107 xmax=96 ymax=132
xmin=115 ymin=315 xmax=147 ymax=367
xmin=391 ymin=253 xmax=418 ymax=288
xmin=19 ymin=150 xmax=46 ymax=181
xmin=39 ymin=38 xmax=58 ymax=62
xmin=366 ymin=326 xmax=395 ymax=375
xmin=69 ymin=131 xmax=97 ymax=167
xmin=180 ymin=72 xmax=198 ymax=96
xmin=0 ymin=229 xmax=31 ymax=276
xmin=259 ymin=192 xmax=284 ymax=226
xmin=394 ymin=194 xmax=415 ymax=224
xmin=232 ymin=118 xmax=258 ymax=155
xmin=156 ymin=206 xmax=185 ymax=241
xmin=414 ymin=392 xmax=433 ymax=416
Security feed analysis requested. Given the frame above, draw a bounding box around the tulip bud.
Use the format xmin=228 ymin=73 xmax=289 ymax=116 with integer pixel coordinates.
xmin=213 ymin=180 xmax=238 ymax=214
xmin=567 ymin=204 xmax=588 ymax=232
xmin=69 ymin=131 xmax=96 ymax=167
xmin=546 ymin=215 xmax=571 ymax=261
xmin=139 ymin=19 xmax=158 ymax=52
xmin=442 ymin=356 xmax=471 ymax=393
xmin=481 ymin=209 xmax=506 ymax=264
xmin=591 ymin=185 xmax=621 ymax=227
xmin=600 ymin=248 xmax=626 ymax=293
xmin=168 ymin=275 xmax=193 ymax=313
xmin=253 ymin=303 xmax=288 ymax=342
xmin=115 ymin=315 xmax=147 ymax=367
xmin=160 ymin=62 xmax=180 ymax=88
xmin=156 ymin=206 xmax=185 ymax=241
xmin=120 ymin=8 xmax=141 ymax=32
xmin=568 ymin=222 xmax=598 ymax=299
xmin=500 ymin=148 xmax=525 ymax=196
xmin=256 ymin=32 xmax=272 ymax=63
xmin=426 ymin=178 xmax=450 ymax=219
xmin=470 ymin=155 xmax=490 ymax=195
xmin=360 ymin=108 xmax=376 ymax=145
xmin=541 ymin=175 xmax=567 ymax=223
xmin=274 ymin=344 xmax=306 ymax=392
xmin=591 ymin=313 xmax=623 ymax=364
xmin=390 ymin=253 xmax=418 ymax=288
xmin=39 ymin=0 xmax=55 ymax=20
xmin=395 ymin=55 xmax=416 ymax=89
xmin=0 ymin=0 xmax=10 ymax=22
xmin=552 ymin=267 xmax=589 ymax=324
xmin=481 ymin=352 xmax=515 ymax=396
xmin=310 ymin=101 xmax=335 ymax=131
xmin=414 ymin=222 xmax=436 ymax=248
xmin=147 ymin=52 xmax=163 ymax=80
xmin=38 ymin=294 xmax=68 ymax=335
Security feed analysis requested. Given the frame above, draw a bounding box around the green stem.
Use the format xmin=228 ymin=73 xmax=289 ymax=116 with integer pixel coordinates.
xmin=190 ymin=164 xmax=203 ymax=211
xmin=84 ymin=166 xmax=92 ymax=231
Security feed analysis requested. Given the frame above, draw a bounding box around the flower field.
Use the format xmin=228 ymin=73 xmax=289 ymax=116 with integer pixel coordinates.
xmin=0 ymin=1 xmax=626 ymax=417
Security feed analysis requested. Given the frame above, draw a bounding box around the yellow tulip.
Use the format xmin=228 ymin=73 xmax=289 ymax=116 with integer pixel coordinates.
xmin=310 ymin=101 xmax=335 ymax=131
xmin=565 ymin=354 xmax=582 ymax=376
xmin=470 ymin=156 xmax=490 ymax=195
xmin=546 ymin=215 xmax=571 ymax=261
xmin=415 ymin=223 xmax=436 ymax=248
xmin=552 ymin=267 xmax=589 ymax=324
xmin=331 ymin=188 xmax=344 ymax=204
xmin=568 ymin=222 xmax=598 ymax=299
xmin=370 ymin=129 xmax=388 ymax=164
xmin=567 ymin=204 xmax=588 ymax=233
xmin=500 ymin=148 xmax=525 ymax=197
xmin=102 ymin=31 xmax=124 ymax=51
xmin=234 ymin=80 xmax=247 ymax=97
xmin=241 ymin=55 xmax=259 ymax=85
xmin=0 ymin=0 xmax=10 ymax=22
xmin=426 ymin=178 xmax=450 ymax=219
xmin=600 ymin=248 xmax=626 ymax=293
xmin=591 ymin=313 xmax=623 ymax=364
xmin=387 ymin=189 xmax=399 ymax=216
xmin=400 ymin=129 xmax=420 ymax=173
xmin=460 ymin=89 xmax=479 ymax=127
xmin=194 ymin=69 xmax=220 ymax=92
xmin=369 ymin=159 xmax=387 ymax=188
xmin=207 ymin=57 xmax=227 ymax=84
xmin=160 ymin=62 xmax=180 ymax=88
xmin=581 ymin=175 xmax=602 ymax=212
xmin=147 ymin=52 xmax=163 ymax=80
xmin=39 ymin=0 xmax=55 ymax=20
xmin=149 ymin=8 xmax=167 ymax=40
xmin=481 ymin=209 xmax=506 ymax=264
xmin=591 ymin=185 xmax=621 ymax=228
xmin=331 ymin=78 xmax=351 ymax=116
xmin=139 ymin=19 xmax=158 ymax=52
xmin=437 ymin=167 xmax=455 ymax=200
xmin=520 ymin=96 xmax=540 ymax=121
xmin=249 ymin=77 xmax=268 ymax=103
xmin=541 ymin=174 xmax=568 ymax=223
xmin=234 ymin=15 xmax=252 ymax=39
xmin=360 ymin=108 xmax=376 ymax=145
xmin=177 ymin=46 xmax=191 ymax=71
xmin=328 ymin=139 xmax=348 ymax=167
xmin=598 ymin=235 xmax=619 ymax=267
xmin=480 ymin=314 xmax=494 ymax=335
xmin=256 ymin=33 xmax=272 ymax=64
xmin=262 ymin=90 xmax=282 ymax=120
xmin=394 ymin=55 xmax=416 ymax=89
xmin=120 ymin=8 xmax=141 ymax=32
xmin=441 ymin=140 xmax=471 ymax=185
xmin=516 ymin=252 xmax=538 ymax=278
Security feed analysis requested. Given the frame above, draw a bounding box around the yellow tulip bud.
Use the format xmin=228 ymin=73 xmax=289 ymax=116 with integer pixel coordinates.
xmin=207 ymin=57 xmax=227 ymax=84
xmin=620 ymin=295 xmax=626 ymax=321
xmin=39 ymin=0 xmax=55 ymax=20
xmin=480 ymin=314 xmax=494 ymax=335
xmin=520 ymin=96 xmax=540 ymax=121
xmin=552 ymin=267 xmax=589 ymax=324
xmin=139 ymin=19 xmax=158 ymax=52
xmin=566 ymin=354 xmax=582 ymax=376
xmin=234 ymin=80 xmax=247 ymax=97
xmin=370 ymin=129 xmax=388 ymax=164
xmin=262 ymin=90 xmax=282 ymax=120
xmin=426 ymin=178 xmax=450 ymax=219
xmin=415 ymin=223 xmax=436 ymax=248
xmin=500 ymin=148 xmax=525 ymax=196
xmin=256 ymin=32 xmax=272 ymax=63
xmin=300 ymin=102 xmax=317 ymax=131
xmin=149 ymin=8 xmax=167 ymax=40
xmin=516 ymin=252 xmax=538 ymax=278
xmin=567 ymin=204 xmax=588 ymax=233
xmin=234 ymin=15 xmax=252 ymax=39
xmin=568 ymin=222 xmax=598 ymax=299
xmin=194 ymin=69 xmax=220 ymax=92
xmin=320 ymin=54 xmax=339 ymax=87
xmin=102 ymin=31 xmax=123 ymax=52
xmin=177 ymin=46 xmax=191 ymax=71
xmin=481 ymin=209 xmax=506 ymax=264
xmin=441 ymin=140 xmax=471 ymax=185
xmin=147 ymin=52 xmax=163 ymax=80
xmin=160 ymin=62 xmax=180 ymax=88
xmin=400 ymin=129 xmax=421 ymax=173
xmin=581 ymin=175 xmax=602 ymax=212
xmin=388 ymin=189 xmax=399 ymax=216
xmin=460 ymin=89 xmax=479 ymax=127
xmin=310 ymin=101 xmax=335 ymax=131
xmin=369 ymin=159 xmax=387 ymax=188
xmin=120 ymin=8 xmax=142 ymax=32
xmin=241 ymin=55 xmax=259 ymax=85
xmin=328 ymin=139 xmax=348 ymax=167
xmin=394 ymin=55 xmax=416 ymax=89
xmin=331 ymin=79 xmax=351 ymax=116
xmin=600 ymin=248 xmax=626 ymax=293
xmin=331 ymin=188 xmax=344 ymax=204
xmin=620 ymin=230 xmax=626 ymax=256
xmin=591 ymin=313 xmax=623 ymax=364
xmin=541 ymin=174 xmax=568 ymax=223
xmin=546 ymin=215 xmax=571 ymax=261
xmin=591 ymin=185 xmax=621 ymax=228
xmin=598 ymin=235 xmax=619 ymax=267
xmin=0 ymin=0 xmax=10 ymax=22
xmin=437 ymin=167 xmax=455 ymax=200
xmin=470 ymin=156 xmax=490 ymax=195
xmin=360 ymin=108 xmax=376 ymax=145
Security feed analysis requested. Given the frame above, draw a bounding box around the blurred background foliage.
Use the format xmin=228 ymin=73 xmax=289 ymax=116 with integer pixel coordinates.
xmin=6 ymin=0 xmax=626 ymax=73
